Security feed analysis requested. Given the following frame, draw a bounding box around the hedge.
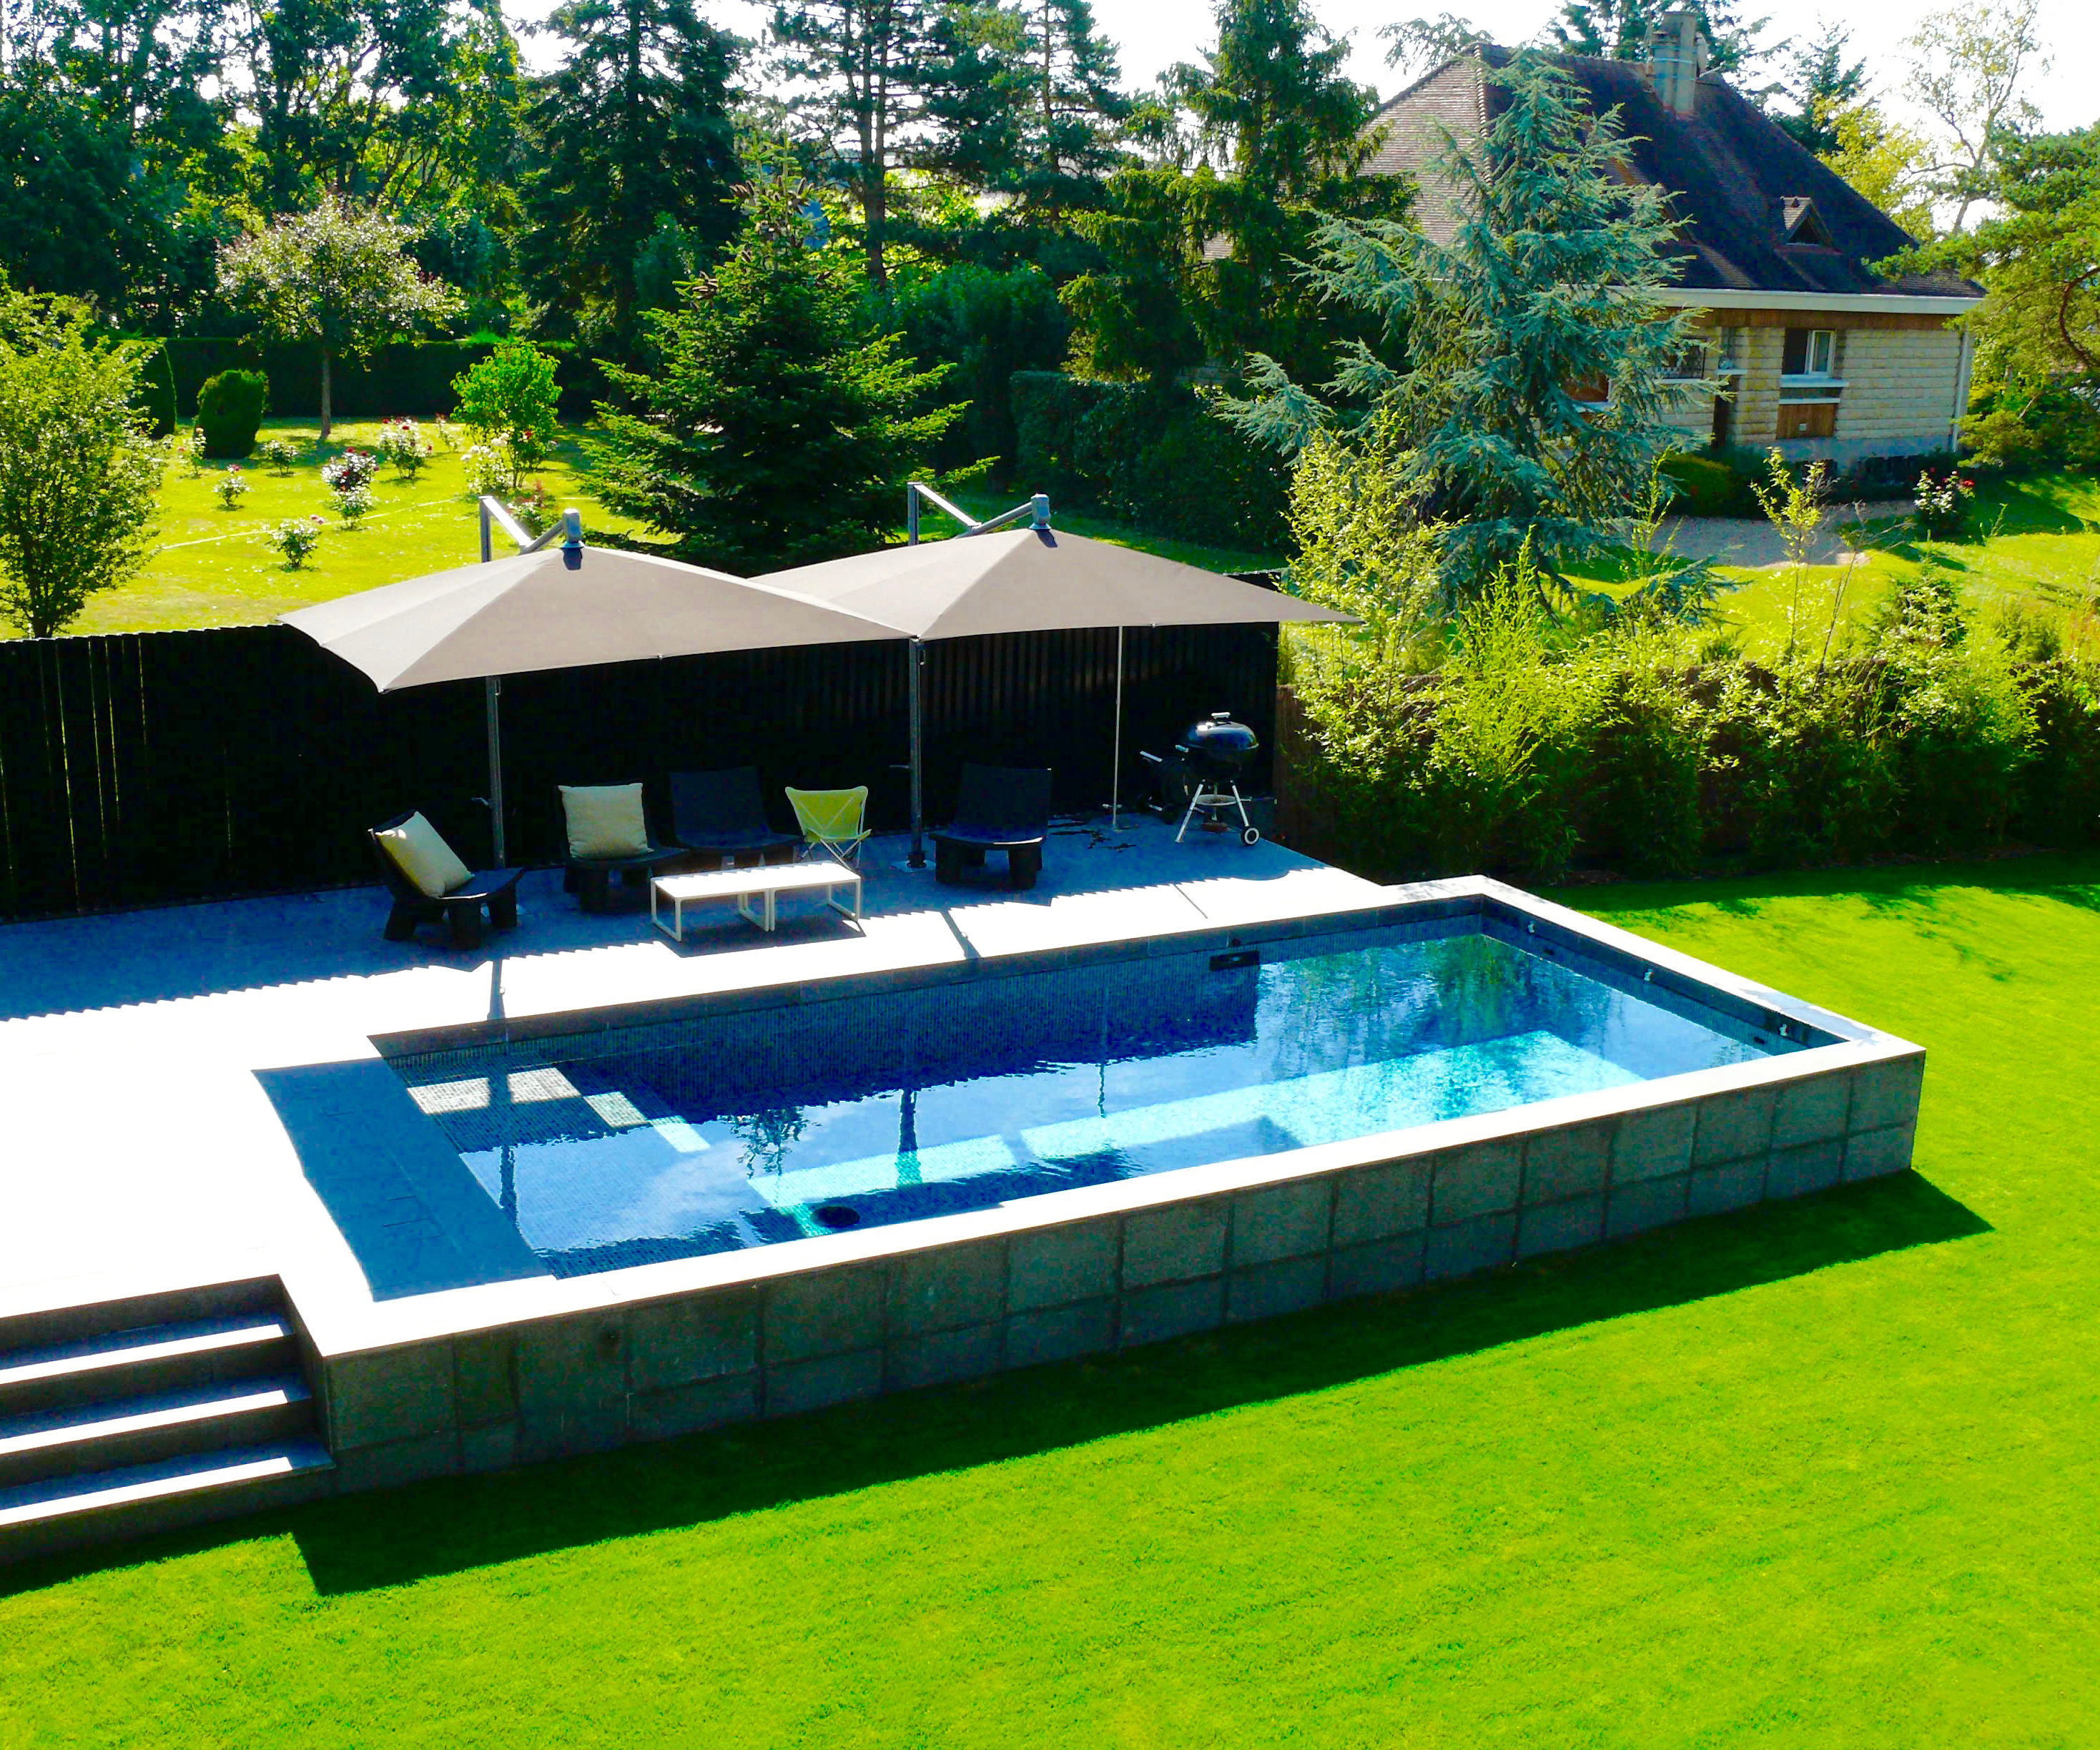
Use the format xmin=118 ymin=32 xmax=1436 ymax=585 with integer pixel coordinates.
xmin=1010 ymin=372 xmax=1289 ymax=553
xmin=132 ymin=338 xmax=608 ymax=431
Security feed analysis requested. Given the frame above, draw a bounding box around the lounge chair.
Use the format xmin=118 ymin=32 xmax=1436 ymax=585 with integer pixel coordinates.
xmin=932 ymin=764 xmax=1053 ymax=891
xmin=558 ymin=782 xmax=687 ymax=913
xmin=369 ymin=810 xmax=523 ymax=949
xmin=785 ymin=786 xmax=873 ymax=866
xmin=669 ymin=768 xmax=800 ymax=867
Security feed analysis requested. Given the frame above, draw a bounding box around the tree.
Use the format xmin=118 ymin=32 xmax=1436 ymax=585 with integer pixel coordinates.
xmin=1063 ymin=0 xmax=1396 ymax=393
xmin=237 ymin=0 xmax=521 ymax=214
xmin=0 ymin=294 xmax=159 ymax=639
xmin=593 ymin=172 xmax=966 ymax=570
xmin=1173 ymin=0 xmax=1374 ymax=197
xmin=1907 ymin=124 xmax=2100 ymax=380
xmin=1775 ymin=21 xmax=1865 ymax=155
xmin=770 ymin=0 xmax=987 ymax=290
xmin=1379 ymin=13 xmax=1492 ymax=83
xmin=1906 ymin=0 xmax=2049 ymax=232
xmin=1005 ymin=0 xmax=1131 ymax=207
xmin=1548 ymin=0 xmax=1773 ymax=79
xmin=217 ymin=199 xmax=461 ymax=440
xmin=1221 ymin=52 xmax=1700 ymax=606
xmin=453 ymin=340 xmax=562 ymax=485
xmin=518 ymin=0 xmax=744 ymax=339
xmin=1823 ymin=99 xmax=1937 ymax=240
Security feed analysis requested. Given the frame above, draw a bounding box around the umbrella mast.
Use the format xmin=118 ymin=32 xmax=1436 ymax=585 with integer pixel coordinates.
xmin=901 ymin=483 xmax=1050 ymax=869
xmin=476 ymin=496 xmax=582 ymax=866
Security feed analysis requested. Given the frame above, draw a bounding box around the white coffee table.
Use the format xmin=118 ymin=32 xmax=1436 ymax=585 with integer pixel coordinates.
xmin=650 ymin=861 xmax=864 ymax=938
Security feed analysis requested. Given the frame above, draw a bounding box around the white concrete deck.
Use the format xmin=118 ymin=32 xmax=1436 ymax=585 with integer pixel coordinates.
xmin=0 ymin=817 xmax=1384 ymax=1328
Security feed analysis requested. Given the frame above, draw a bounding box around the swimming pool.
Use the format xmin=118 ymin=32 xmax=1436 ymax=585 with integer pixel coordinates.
xmin=389 ymin=916 xmax=1819 ymax=1280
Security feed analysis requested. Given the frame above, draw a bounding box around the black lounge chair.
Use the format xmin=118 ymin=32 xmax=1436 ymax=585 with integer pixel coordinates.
xmin=368 ymin=811 xmax=524 ymax=950
xmin=932 ymin=763 xmax=1053 ymax=891
xmin=558 ymin=783 xmax=689 ymax=913
xmin=669 ymin=767 xmax=800 ymax=867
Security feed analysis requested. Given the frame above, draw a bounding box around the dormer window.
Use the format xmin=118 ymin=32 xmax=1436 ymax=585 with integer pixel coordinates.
xmin=1779 ymin=197 xmax=1835 ymax=248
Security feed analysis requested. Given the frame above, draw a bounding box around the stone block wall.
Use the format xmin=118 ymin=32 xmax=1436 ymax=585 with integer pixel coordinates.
xmin=315 ymin=1049 xmax=1925 ymax=1495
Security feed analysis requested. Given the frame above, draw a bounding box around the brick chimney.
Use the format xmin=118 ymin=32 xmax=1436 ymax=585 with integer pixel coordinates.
xmin=1642 ymin=7 xmax=1710 ymax=117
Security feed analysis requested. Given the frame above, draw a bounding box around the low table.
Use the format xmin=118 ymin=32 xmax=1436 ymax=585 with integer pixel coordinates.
xmin=650 ymin=861 xmax=863 ymax=939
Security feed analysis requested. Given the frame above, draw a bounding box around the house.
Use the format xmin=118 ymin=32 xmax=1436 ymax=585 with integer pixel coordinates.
xmin=1364 ymin=9 xmax=1983 ymax=472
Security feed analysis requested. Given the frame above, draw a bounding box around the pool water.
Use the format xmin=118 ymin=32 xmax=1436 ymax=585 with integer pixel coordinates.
xmin=390 ymin=924 xmax=1790 ymax=1278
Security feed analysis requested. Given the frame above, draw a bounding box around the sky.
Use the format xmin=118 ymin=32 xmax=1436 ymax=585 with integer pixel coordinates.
xmin=516 ymin=0 xmax=2099 ymax=135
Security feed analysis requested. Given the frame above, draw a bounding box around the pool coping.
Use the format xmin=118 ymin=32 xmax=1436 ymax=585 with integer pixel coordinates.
xmin=293 ymin=875 xmax=1921 ymax=1361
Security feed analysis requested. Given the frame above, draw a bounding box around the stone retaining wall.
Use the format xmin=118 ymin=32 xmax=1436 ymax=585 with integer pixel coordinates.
xmin=316 ymin=1049 xmax=1924 ymax=1494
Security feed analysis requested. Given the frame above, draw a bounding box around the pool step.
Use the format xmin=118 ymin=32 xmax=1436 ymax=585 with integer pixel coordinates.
xmin=0 ymin=1277 xmax=330 ymax=1565
xmin=0 ymin=1315 xmax=298 ymax=1418
xmin=0 ymin=1440 xmax=335 ymax=1565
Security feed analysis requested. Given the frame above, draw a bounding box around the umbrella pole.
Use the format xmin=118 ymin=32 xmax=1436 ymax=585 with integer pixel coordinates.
xmin=907 ymin=641 xmax=926 ymax=869
xmin=1110 ymin=626 xmax=1125 ymax=831
xmin=485 ymin=676 xmax=507 ymax=866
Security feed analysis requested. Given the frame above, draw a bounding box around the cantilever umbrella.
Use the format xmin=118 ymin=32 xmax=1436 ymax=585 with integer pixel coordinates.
xmin=755 ymin=503 xmax=1356 ymax=864
xmin=282 ymin=533 xmax=904 ymax=862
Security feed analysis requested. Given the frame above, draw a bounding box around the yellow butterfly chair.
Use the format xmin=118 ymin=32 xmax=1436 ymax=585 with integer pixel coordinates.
xmin=784 ymin=785 xmax=872 ymax=866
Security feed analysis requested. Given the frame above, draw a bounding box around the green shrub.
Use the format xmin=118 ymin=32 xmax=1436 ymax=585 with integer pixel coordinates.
xmin=452 ymin=340 xmax=558 ymax=488
xmin=1010 ymin=372 xmax=1286 ymax=551
xmin=194 ymin=368 xmax=269 ymax=458
xmin=1657 ymin=452 xmax=1749 ymax=518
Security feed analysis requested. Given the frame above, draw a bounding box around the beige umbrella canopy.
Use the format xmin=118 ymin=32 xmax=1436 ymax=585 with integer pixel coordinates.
xmin=759 ymin=525 xmax=1353 ymax=641
xmin=756 ymin=521 xmax=1355 ymax=862
xmin=282 ymin=540 xmax=905 ymax=862
xmin=282 ymin=543 xmax=902 ymax=691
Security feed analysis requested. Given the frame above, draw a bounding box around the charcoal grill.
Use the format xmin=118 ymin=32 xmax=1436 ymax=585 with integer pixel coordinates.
xmin=1163 ymin=711 xmax=1262 ymax=846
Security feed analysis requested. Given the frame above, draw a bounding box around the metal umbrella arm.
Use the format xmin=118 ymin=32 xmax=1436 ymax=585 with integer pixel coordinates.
xmin=475 ymin=499 xmax=583 ymax=864
xmin=900 ymin=484 xmax=1052 ymax=867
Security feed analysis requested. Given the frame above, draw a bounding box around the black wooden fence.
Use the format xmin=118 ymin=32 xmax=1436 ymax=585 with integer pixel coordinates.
xmin=0 ymin=623 xmax=1276 ymax=920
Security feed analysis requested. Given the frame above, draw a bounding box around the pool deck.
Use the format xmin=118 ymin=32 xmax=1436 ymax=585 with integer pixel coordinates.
xmin=0 ymin=817 xmax=1386 ymax=1334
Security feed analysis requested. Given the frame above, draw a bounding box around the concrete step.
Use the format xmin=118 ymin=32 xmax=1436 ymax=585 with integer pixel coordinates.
xmin=0 ymin=1377 xmax=315 ymax=1491
xmin=0 ymin=1439 xmax=335 ymax=1566
xmin=0 ymin=1275 xmax=283 ymax=1356
xmin=0 ymin=1315 xmax=297 ymax=1418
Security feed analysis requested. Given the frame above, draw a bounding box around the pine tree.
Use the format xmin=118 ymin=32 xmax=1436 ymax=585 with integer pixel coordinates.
xmin=518 ymin=0 xmax=744 ymax=340
xmin=1175 ymin=0 xmax=1374 ymax=199
xmin=1008 ymin=0 xmax=1131 ymax=207
xmin=593 ymin=172 xmax=967 ymax=571
xmin=1549 ymin=0 xmax=1771 ymax=79
xmin=1221 ymin=51 xmax=1702 ymax=606
xmin=772 ymin=0 xmax=967 ymax=290
xmin=1777 ymin=21 xmax=1867 ymax=154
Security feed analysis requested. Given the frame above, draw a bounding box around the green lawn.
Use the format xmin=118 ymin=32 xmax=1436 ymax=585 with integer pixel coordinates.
xmin=1673 ymin=470 xmax=2100 ymax=656
xmin=29 ymin=433 xmax=1286 ymax=641
xmin=36 ymin=419 xmax=651 ymax=639
xmin=4 ymin=856 xmax=2096 ymax=1746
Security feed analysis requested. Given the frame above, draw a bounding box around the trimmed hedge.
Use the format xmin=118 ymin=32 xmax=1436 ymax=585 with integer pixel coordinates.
xmin=195 ymin=369 xmax=269 ymax=458
xmin=133 ymin=337 xmax=605 ymax=432
xmin=1011 ymin=372 xmax=1288 ymax=553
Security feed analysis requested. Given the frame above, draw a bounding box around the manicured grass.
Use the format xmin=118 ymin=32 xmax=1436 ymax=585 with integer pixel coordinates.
xmin=28 ymin=433 xmax=1285 ymax=641
xmin=1607 ymin=470 xmax=2100 ymax=656
xmin=36 ymin=419 xmax=651 ymax=639
xmin=4 ymin=856 xmax=2097 ymax=1745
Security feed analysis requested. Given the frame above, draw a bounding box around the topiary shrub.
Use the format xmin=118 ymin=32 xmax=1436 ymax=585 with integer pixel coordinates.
xmin=194 ymin=369 xmax=270 ymax=458
xmin=1658 ymin=451 xmax=1751 ymax=517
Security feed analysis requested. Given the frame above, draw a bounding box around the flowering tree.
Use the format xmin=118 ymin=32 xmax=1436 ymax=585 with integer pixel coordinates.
xmin=0 ymin=292 xmax=160 ymax=638
xmin=217 ymin=199 xmax=460 ymax=440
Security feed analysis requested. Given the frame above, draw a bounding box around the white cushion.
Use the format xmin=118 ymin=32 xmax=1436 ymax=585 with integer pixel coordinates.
xmin=560 ymin=783 xmax=651 ymax=860
xmin=374 ymin=812 xmax=473 ymax=899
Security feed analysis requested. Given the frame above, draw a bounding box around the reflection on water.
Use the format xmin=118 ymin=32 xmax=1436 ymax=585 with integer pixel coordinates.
xmin=390 ymin=925 xmax=1778 ymax=1278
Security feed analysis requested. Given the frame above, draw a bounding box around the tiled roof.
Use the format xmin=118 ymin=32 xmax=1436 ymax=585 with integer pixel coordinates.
xmin=1365 ymin=47 xmax=1981 ymax=300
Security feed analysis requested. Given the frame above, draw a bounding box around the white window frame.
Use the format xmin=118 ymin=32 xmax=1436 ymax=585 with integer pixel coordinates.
xmin=1781 ymin=327 xmax=1844 ymax=393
